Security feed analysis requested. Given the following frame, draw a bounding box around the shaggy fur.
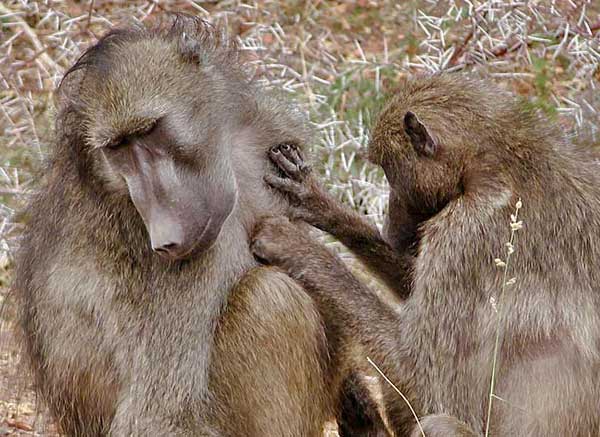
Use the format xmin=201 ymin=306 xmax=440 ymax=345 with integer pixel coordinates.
xmin=253 ymin=75 xmax=600 ymax=436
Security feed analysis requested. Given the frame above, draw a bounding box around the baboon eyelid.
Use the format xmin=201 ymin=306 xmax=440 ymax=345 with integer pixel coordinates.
xmin=105 ymin=136 xmax=128 ymax=150
xmin=103 ymin=119 xmax=160 ymax=150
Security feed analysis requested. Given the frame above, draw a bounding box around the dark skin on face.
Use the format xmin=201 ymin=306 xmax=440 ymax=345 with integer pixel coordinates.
xmin=100 ymin=115 xmax=236 ymax=260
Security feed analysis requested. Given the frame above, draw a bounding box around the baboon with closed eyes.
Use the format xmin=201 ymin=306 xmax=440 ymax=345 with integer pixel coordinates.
xmin=13 ymin=15 xmax=386 ymax=436
xmin=253 ymin=75 xmax=600 ymax=436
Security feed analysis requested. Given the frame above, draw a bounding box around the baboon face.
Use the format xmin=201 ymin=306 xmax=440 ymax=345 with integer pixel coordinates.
xmin=98 ymin=114 xmax=237 ymax=260
xmin=80 ymin=38 xmax=239 ymax=260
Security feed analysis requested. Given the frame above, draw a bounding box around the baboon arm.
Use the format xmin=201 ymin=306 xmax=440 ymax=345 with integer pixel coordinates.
xmin=265 ymin=144 xmax=412 ymax=298
xmin=319 ymin=203 xmax=413 ymax=299
xmin=210 ymin=266 xmax=333 ymax=436
xmin=252 ymin=217 xmax=416 ymax=404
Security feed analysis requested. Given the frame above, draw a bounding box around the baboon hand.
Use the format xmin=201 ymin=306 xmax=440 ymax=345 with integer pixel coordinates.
xmin=266 ymin=144 xmax=335 ymax=228
xmin=269 ymin=143 xmax=312 ymax=182
xmin=251 ymin=216 xmax=299 ymax=266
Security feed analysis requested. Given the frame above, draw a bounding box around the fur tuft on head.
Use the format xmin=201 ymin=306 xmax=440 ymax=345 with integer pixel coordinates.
xmin=59 ymin=13 xmax=239 ymax=97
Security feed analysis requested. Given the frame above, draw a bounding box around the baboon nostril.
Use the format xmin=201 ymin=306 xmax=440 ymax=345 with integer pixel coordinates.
xmin=153 ymin=242 xmax=179 ymax=255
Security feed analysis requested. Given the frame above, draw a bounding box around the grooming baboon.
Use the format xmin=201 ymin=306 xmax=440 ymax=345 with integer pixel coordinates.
xmin=13 ymin=15 xmax=385 ymax=436
xmin=252 ymin=75 xmax=600 ymax=436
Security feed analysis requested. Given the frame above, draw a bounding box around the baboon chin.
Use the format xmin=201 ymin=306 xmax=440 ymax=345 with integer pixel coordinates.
xmin=13 ymin=15 xmax=384 ymax=436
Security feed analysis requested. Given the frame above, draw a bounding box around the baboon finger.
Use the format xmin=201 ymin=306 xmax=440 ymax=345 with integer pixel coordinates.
xmin=251 ymin=219 xmax=294 ymax=264
xmin=269 ymin=146 xmax=303 ymax=180
xmin=288 ymin=206 xmax=315 ymax=222
xmin=250 ymin=238 xmax=272 ymax=264
xmin=264 ymin=174 xmax=303 ymax=197
xmin=279 ymin=145 xmax=312 ymax=177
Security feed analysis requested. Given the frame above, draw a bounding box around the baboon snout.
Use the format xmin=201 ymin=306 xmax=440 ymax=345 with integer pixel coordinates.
xmin=145 ymin=198 xmax=232 ymax=261
xmin=148 ymin=211 xmax=220 ymax=260
xmin=150 ymin=220 xmax=186 ymax=258
xmin=153 ymin=242 xmax=180 ymax=256
xmin=109 ymin=133 xmax=239 ymax=260
xmin=149 ymin=217 xmax=192 ymax=259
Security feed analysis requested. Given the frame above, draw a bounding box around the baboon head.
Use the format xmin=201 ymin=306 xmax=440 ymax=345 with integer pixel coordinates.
xmin=368 ymin=77 xmax=479 ymax=214
xmin=57 ymin=16 xmax=298 ymax=260
xmin=367 ymin=75 xmax=544 ymax=243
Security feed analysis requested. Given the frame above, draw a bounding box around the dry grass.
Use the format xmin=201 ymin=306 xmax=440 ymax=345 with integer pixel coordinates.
xmin=0 ymin=0 xmax=598 ymax=434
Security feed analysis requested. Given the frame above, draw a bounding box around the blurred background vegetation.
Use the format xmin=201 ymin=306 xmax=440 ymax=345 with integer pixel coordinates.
xmin=0 ymin=0 xmax=598 ymax=434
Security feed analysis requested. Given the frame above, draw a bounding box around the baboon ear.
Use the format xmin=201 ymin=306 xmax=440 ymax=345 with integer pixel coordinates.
xmin=403 ymin=111 xmax=438 ymax=157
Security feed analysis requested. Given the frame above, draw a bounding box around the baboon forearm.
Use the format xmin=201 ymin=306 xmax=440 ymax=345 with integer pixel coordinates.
xmin=282 ymin=250 xmax=403 ymax=366
xmin=317 ymin=203 xmax=412 ymax=299
xmin=265 ymin=144 xmax=413 ymax=298
xmin=297 ymin=258 xmax=417 ymax=412
xmin=252 ymin=216 xmax=422 ymax=428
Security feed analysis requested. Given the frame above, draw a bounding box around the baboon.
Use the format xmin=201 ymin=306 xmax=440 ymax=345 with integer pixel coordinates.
xmin=13 ymin=15 xmax=385 ymax=436
xmin=252 ymin=75 xmax=600 ymax=436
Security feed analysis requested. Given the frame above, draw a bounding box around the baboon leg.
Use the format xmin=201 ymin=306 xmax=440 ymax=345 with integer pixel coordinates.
xmin=42 ymin=370 xmax=116 ymax=437
xmin=410 ymin=414 xmax=478 ymax=437
xmin=208 ymin=267 xmax=334 ymax=437
xmin=109 ymin=400 xmax=220 ymax=437
xmin=338 ymin=372 xmax=389 ymax=437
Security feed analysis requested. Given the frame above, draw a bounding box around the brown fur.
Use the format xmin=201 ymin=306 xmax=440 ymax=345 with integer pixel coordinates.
xmin=253 ymin=75 xmax=600 ymax=436
xmin=13 ymin=15 xmax=377 ymax=436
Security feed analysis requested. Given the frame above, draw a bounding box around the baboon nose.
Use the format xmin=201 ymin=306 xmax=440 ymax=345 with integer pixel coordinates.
xmin=150 ymin=219 xmax=187 ymax=259
xmin=153 ymin=241 xmax=180 ymax=256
